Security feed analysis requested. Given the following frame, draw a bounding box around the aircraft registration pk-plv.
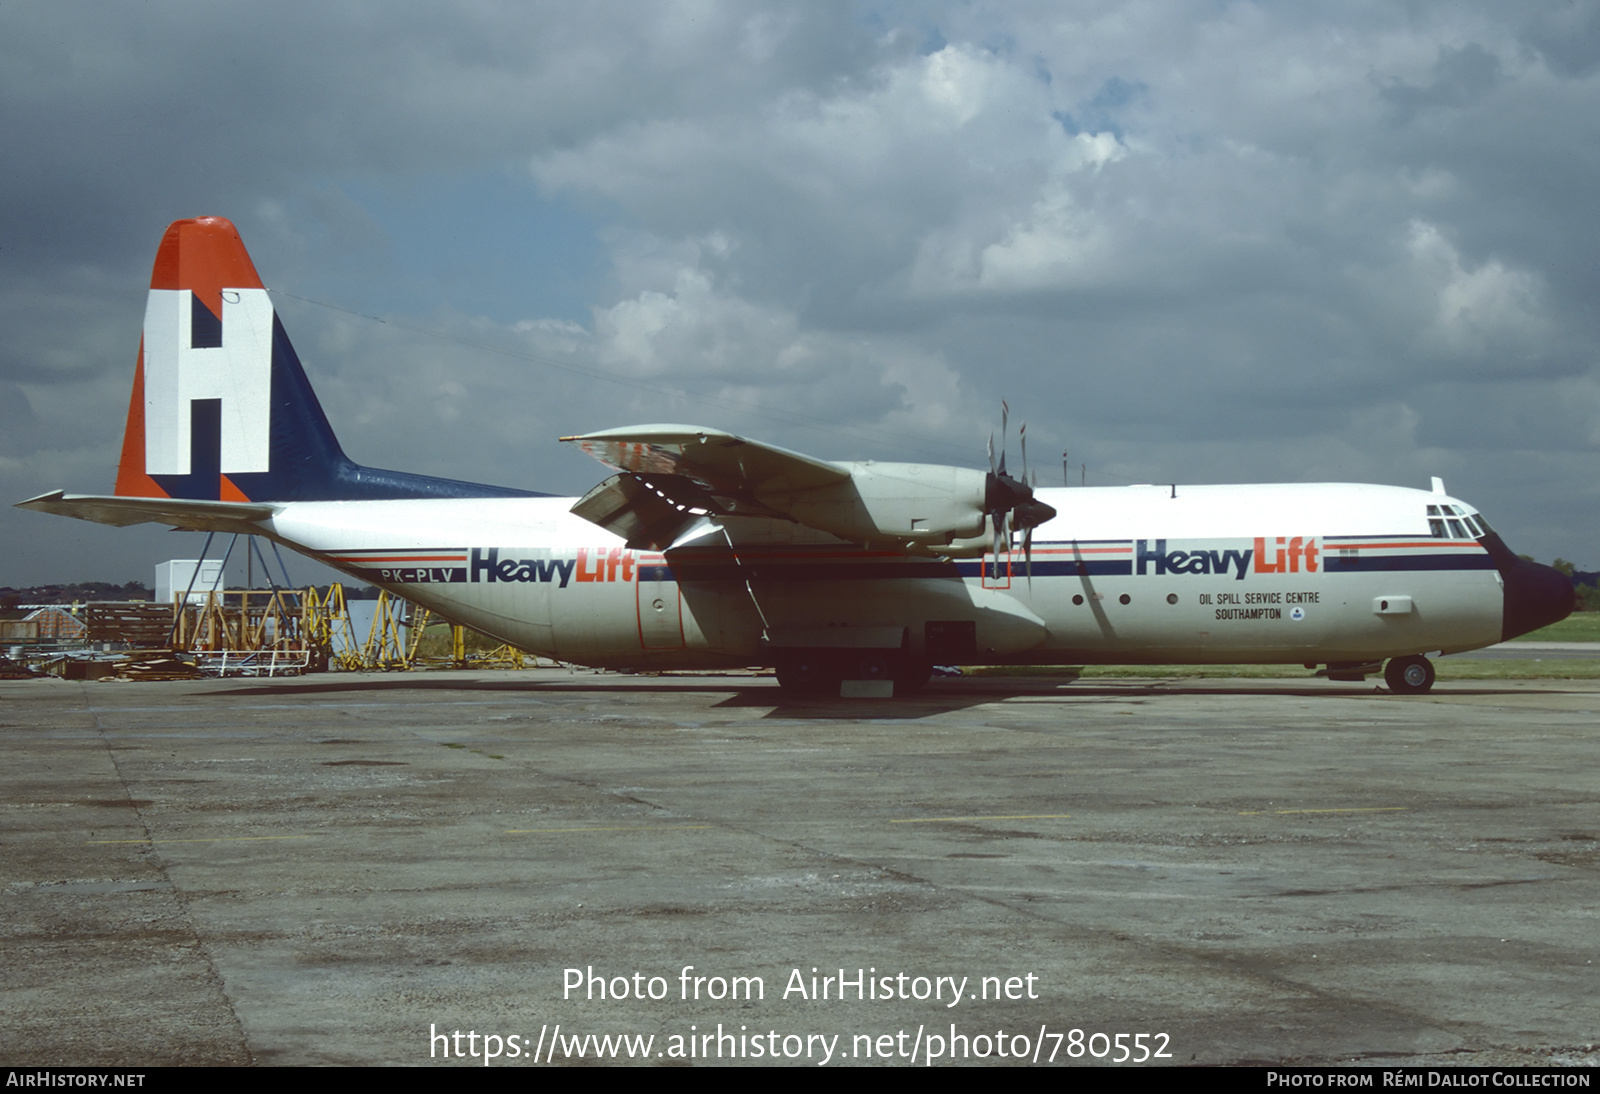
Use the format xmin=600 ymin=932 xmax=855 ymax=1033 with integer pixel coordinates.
xmin=19 ymin=218 xmax=1575 ymax=695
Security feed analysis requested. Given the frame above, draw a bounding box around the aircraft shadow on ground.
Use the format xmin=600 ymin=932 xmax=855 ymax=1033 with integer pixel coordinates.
xmin=201 ymin=673 xmax=1542 ymax=711
xmin=205 ymin=674 xmax=1012 ymax=717
xmin=206 ymin=673 xmax=1042 ymax=717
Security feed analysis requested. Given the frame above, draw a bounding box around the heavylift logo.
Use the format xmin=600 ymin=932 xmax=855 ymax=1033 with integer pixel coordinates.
xmin=1135 ymin=537 xmax=1320 ymax=580
xmin=469 ymin=547 xmax=637 ymax=587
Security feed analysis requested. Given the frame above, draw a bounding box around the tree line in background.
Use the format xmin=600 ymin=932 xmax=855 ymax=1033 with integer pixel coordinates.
xmin=1544 ymin=561 xmax=1600 ymax=612
xmin=0 ymin=582 xmax=152 ymax=608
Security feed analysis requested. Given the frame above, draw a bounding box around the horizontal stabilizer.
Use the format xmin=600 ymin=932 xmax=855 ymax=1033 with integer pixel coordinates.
xmin=17 ymin=490 xmax=277 ymax=534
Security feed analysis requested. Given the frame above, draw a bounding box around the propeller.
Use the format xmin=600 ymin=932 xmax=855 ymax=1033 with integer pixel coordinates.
xmin=985 ymin=403 xmax=1057 ymax=585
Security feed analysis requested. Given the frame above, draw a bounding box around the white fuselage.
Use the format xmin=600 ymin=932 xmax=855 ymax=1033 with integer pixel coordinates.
xmin=263 ymin=481 xmax=1505 ymax=668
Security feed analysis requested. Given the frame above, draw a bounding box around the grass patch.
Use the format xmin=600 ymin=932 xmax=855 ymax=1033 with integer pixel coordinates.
xmin=1431 ymin=659 xmax=1600 ymax=680
xmin=971 ymin=664 xmax=1306 ymax=680
xmin=1510 ymin=613 xmax=1600 ymax=642
xmin=968 ymin=660 xmax=1600 ymax=681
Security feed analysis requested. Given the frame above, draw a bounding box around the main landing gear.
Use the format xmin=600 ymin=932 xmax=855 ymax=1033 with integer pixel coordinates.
xmin=1384 ymin=654 xmax=1435 ymax=694
xmin=773 ymin=650 xmax=931 ymax=698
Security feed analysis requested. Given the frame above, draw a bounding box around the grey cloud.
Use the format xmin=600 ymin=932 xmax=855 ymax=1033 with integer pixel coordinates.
xmin=3 ymin=1 xmax=1598 ymax=582
xmin=1518 ymin=1 xmax=1600 ymax=79
xmin=1381 ymin=43 xmax=1504 ymax=121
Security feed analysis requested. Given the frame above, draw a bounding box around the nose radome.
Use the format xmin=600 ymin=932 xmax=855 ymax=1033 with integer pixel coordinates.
xmin=1473 ymin=530 xmax=1576 ymax=642
xmin=1502 ymin=557 xmax=1575 ymax=641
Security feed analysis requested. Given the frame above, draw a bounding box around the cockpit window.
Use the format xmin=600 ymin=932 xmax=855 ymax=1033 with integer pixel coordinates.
xmin=1428 ymin=504 xmax=1489 ymax=539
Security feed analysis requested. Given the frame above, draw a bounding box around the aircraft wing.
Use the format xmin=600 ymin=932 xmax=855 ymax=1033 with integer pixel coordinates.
xmin=562 ymin=424 xmax=1042 ymax=556
xmin=16 ymin=491 xmax=278 ymax=535
xmin=562 ymin=425 xmax=857 ymax=548
xmin=563 ymin=425 xmax=849 ymax=494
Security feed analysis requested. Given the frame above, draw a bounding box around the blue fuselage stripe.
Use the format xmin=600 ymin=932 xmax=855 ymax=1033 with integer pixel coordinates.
xmin=1323 ymin=555 xmax=1495 ymax=572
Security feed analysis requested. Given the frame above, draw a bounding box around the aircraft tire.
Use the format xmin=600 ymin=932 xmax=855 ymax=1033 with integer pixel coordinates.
xmin=774 ymin=651 xmax=841 ymax=697
xmin=1384 ymin=655 xmax=1435 ymax=694
xmin=856 ymin=653 xmax=894 ymax=683
xmin=894 ymin=660 xmax=933 ymax=695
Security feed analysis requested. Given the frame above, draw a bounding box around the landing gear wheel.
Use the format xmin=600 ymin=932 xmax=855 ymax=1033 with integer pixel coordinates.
xmin=774 ymin=652 xmax=840 ymax=697
xmin=855 ymin=653 xmax=894 ymax=684
xmin=894 ymin=659 xmax=933 ymax=696
xmin=854 ymin=652 xmax=930 ymax=696
xmin=1384 ymin=655 xmax=1435 ymax=694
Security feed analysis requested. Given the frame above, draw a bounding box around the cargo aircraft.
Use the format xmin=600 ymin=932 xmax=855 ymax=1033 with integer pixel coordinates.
xmin=18 ymin=218 xmax=1575 ymax=695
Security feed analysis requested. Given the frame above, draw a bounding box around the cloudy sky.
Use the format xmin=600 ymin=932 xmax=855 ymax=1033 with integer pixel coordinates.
xmin=4 ymin=1 xmax=1598 ymax=586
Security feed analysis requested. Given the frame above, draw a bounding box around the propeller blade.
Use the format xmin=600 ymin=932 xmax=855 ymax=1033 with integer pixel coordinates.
xmin=998 ymin=402 xmax=1009 ymax=476
xmin=992 ymin=513 xmax=1003 ymax=580
xmin=981 ymin=402 xmax=1056 ymax=579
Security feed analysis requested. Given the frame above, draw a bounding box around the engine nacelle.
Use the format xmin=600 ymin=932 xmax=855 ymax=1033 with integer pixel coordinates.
xmin=766 ymin=463 xmax=989 ymax=549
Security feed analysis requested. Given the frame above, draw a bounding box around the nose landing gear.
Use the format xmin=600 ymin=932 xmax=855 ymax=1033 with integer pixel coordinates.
xmin=1384 ymin=655 xmax=1435 ymax=694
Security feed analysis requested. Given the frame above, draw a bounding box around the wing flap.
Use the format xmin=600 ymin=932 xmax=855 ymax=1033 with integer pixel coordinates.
xmin=569 ymin=474 xmax=711 ymax=551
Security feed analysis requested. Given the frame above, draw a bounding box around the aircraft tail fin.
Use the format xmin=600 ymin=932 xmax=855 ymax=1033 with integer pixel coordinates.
xmin=114 ymin=217 xmax=536 ymax=503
